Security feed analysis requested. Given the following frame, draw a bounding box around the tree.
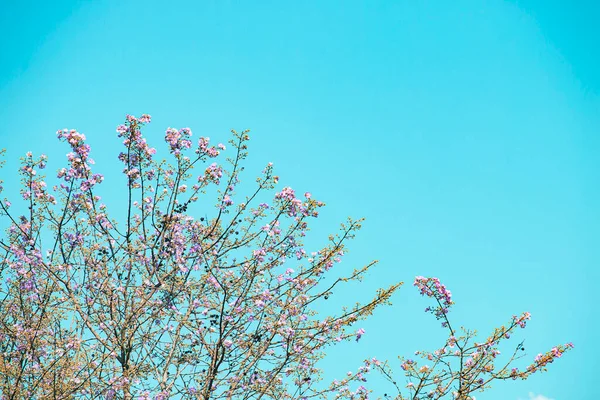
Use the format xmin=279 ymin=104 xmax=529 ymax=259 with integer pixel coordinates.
xmin=0 ymin=114 xmax=572 ymax=399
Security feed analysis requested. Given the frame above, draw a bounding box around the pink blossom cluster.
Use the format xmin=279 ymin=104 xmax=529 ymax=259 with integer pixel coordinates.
xmin=400 ymin=359 xmax=416 ymax=371
xmin=56 ymin=129 xmax=99 ymax=183
xmin=164 ymin=127 xmax=192 ymax=155
xmin=196 ymin=136 xmax=224 ymax=158
xmin=253 ymin=248 xmax=267 ymax=262
xmin=93 ymin=212 xmax=112 ymax=230
xmin=274 ymin=187 xmax=321 ymax=217
xmin=329 ymin=360 xmax=376 ymax=399
xmin=138 ymin=114 xmax=151 ymax=124
xmin=222 ymin=194 xmax=233 ymax=206
xmin=18 ymin=155 xmax=57 ymax=204
xmin=78 ymin=174 xmax=104 ymax=192
xmin=512 ymin=311 xmax=531 ymax=328
xmin=116 ymin=115 xmax=157 ymax=181
xmin=201 ymin=163 xmax=223 ymax=184
xmin=414 ymin=276 xmax=453 ymax=325
xmin=511 ymin=342 xmax=574 ymax=377
xmin=275 ymin=186 xmax=296 ymax=201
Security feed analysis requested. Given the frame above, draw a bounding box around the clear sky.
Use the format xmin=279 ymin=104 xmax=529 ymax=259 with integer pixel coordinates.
xmin=1 ymin=1 xmax=598 ymax=399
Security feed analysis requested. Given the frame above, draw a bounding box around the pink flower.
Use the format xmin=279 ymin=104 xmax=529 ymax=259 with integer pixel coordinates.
xmin=165 ymin=127 xmax=192 ymax=154
xmin=275 ymin=187 xmax=296 ymax=201
xmin=356 ymin=328 xmax=365 ymax=342
xmin=513 ymin=312 xmax=531 ymax=328
xmin=253 ymin=248 xmax=266 ymax=262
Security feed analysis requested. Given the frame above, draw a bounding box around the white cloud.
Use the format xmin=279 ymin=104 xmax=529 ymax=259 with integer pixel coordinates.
xmin=528 ymin=393 xmax=554 ymax=400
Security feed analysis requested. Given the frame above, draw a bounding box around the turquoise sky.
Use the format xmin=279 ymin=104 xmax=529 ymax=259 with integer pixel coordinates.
xmin=1 ymin=1 xmax=598 ymax=399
